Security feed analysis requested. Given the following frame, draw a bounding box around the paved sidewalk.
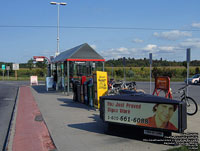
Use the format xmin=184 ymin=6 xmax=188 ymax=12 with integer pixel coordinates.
xmin=11 ymin=86 xmax=56 ymax=151
xmin=30 ymin=85 xmax=200 ymax=151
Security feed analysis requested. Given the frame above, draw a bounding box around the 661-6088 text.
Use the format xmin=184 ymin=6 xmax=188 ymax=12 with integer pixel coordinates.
xmin=107 ymin=116 xmax=148 ymax=124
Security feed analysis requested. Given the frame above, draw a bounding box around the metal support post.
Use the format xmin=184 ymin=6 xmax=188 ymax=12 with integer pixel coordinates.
xmin=67 ymin=61 xmax=70 ymax=95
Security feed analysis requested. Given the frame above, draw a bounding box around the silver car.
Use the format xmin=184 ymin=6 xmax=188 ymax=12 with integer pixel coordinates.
xmin=185 ymin=74 xmax=200 ymax=84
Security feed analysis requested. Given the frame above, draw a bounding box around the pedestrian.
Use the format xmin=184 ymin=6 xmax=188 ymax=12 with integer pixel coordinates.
xmin=53 ymin=70 xmax=57 ymax=89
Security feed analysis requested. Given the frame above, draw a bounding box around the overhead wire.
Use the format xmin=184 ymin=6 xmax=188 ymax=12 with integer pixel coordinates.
xmin=0 ymin=25 xmax=200 ymax=32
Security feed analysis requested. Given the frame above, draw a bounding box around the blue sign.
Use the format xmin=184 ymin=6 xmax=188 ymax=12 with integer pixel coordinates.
xmin=187 ymin=48 xmax=191 ymax=63
xmin=2 ymin=64 xmax=5 ymax=70
xmin=149 ymin=53 xmax=152 ymax=65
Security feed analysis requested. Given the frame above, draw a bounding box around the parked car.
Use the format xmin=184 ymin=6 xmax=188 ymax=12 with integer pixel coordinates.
xmin=185 ymin=74 xmax=200 ymax=84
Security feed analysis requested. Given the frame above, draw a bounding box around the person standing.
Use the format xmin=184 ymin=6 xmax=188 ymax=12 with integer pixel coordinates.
xmin=53 ymin=70 xmax=57 ymax=90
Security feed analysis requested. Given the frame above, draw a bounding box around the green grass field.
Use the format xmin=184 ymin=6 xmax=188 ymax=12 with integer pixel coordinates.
xmin=0 ymin=66 xmax=199 ymax=81
xmin=105 ymin=66 xmax=199 ymax=81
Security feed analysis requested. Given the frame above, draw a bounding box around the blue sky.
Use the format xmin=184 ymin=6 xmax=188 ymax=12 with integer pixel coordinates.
xmin=1 ymin=0 xmax=200 ymax=63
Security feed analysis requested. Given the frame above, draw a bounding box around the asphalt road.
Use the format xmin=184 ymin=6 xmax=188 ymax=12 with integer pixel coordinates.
xmin=136 ymin=81 xmax=200 ymax=105
xmin=0 ymin=81 xmax=30 ymax=151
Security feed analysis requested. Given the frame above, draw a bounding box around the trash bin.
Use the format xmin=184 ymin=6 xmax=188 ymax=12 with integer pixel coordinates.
xmin=80 ymin=84 xmax=84 ymax=103
xmin=83 ymin=81 xmax=88 ymax=105
xmin=72 ymin=80 xmax=80 ymax=102
xmin=87 ymin=84 xmax=94 ymax=107
xmin=77 ymin=83 xmax=81 ymax=102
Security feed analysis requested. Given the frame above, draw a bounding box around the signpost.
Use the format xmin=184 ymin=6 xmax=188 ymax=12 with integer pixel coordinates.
xmin=6 ymin=66 xmax=10 ymax=79
xmin=123 ymin=57 xmax=126 ymax=81
xmin=149 ymin=53 xmax=152 ymax=94
xmin=2 ymin=64 xmax=5 ymax=80
xmin=186 ymin=48 xmax=191 ymax=96
xmin=112 ymin=64 xmax=114 ymax=79
xmin=13 ymin=64 xmax=19 ymax=80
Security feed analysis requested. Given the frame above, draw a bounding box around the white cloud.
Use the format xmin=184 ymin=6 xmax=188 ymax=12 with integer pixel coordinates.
xmin=132 ymin=38 xmax=144 ymax=43
xmin=101 ymin=47 xmax=135 ymax=60
xmin=153 ymin=30 xmax=192 ymax=40
xmin=101 ymin=44 xmax=182 ymax=61
xmin=158 ymin=46 xmax=177 ymax=53
xmin=143 ymin=44 xmax=158 ymax=53
xmin=180 ymin=38 xmax=200 ymax=48
xmin=192 ymin=23 xmax=200 ymax=28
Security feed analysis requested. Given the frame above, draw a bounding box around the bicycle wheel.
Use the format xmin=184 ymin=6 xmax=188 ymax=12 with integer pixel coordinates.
xmin=181 ymin=97 xmax=198 ymax=116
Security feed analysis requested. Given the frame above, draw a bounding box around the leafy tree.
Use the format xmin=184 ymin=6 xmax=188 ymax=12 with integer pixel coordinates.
xmin=36 ymin=59 xmax=48 ymax=69
xmin=182 ymin=69 xmax=187 ymax=77
xmin=127 ymin=69 xmax=134 ymax=78
xmin=27 ymin=58 xmax=34 ymax=70
xmin=152 ymin=67 xmax=162 ymax=78
xmin=195 ymin=67 xmax=200 ymax=74
xmin=115 ymin=69 xmax=123 ymax=77
xmin=182 ymin=61 xmax=187 ymax=68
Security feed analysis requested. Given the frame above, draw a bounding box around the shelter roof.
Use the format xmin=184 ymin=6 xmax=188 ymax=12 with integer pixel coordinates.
xmin=52 ymin=43 xmax=105 ymax=63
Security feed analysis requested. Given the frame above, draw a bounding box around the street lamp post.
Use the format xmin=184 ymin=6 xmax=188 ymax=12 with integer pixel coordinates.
xmin=50 ymin=2 xmax=67 ymax=56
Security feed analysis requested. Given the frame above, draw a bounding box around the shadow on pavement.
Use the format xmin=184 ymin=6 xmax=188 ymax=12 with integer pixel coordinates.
xmin=57 ymin=98 xmax=96 ymax=111
xmin=67 ymin=114 xmax=172 ymax=145
xmin=32 ymin=85 xmax=64 ymax=94
xmin=68 ymin=113 xmax=107 ymax=134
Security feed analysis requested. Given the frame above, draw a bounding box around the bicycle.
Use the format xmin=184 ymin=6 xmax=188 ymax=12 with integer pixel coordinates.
xmin=170 ymin=85 xmax=198 ymax=116
xmin=107 ymin=80 xmax=145 ymax=95
xmin=107 ymin=80 xmax=137 ymax=95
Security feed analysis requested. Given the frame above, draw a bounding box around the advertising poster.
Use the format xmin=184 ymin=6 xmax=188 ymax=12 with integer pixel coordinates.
xmin=104 ymin=99 xmax=178 ymax=131
xmin=96 ymin=71 xmax=108 ymax=108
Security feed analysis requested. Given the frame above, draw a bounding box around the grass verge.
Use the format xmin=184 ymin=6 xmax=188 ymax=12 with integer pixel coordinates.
xmin=167 ymin=144 xmax=200 ymax=151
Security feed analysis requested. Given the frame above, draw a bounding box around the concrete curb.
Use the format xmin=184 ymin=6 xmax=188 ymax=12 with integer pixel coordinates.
xmin=7 ymin=87 xmax=20 ymax=151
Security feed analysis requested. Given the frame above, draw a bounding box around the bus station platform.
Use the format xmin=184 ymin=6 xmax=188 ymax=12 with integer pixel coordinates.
xmin=8 ymin=84 xmax=200 ymax=151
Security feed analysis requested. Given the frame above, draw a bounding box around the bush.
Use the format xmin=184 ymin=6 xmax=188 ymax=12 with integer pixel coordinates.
xmin=195 ymin=67 xmax=199 ymax=74
xmin=152 ymin=67 xmax=162 ymax=78
xmin=127 ymin=70 xmax=134 ymax=78
xmin=35 ymin=69 xmax=45 ymax=77
xmin=182 ymin=69 xmax=187 ymax=77
xmin=115 ymin=69 xmax=123 ymax=77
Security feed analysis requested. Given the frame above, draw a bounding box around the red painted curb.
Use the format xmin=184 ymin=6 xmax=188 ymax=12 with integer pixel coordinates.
xmin=13 ymin=86 xmax=56 ymax=151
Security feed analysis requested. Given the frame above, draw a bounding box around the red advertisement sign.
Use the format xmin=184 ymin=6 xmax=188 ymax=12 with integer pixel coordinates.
xmin=153 ymin=76 xmax=172 ymax=98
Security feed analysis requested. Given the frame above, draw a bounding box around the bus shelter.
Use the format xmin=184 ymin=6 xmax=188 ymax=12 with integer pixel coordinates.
xmin=51 ymin=43 xmax=105 ymax=95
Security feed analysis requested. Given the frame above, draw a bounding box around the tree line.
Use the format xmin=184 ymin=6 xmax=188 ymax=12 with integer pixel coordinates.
xmin=105 ymin=57 xmax=200 ymax=67
xmin=1 ymin=57 xmax=200 ymax=69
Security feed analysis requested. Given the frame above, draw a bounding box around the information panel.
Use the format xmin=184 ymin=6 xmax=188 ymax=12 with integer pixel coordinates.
xmin=104 ymin=99 xmax=178 ymax=131
xmin=13 ymin=64 xmax=19 ymax=70
xmin=2 ymin=64 xmax=5 ymax=70
xmin=96 ymin=71 xmax=108 ymax=108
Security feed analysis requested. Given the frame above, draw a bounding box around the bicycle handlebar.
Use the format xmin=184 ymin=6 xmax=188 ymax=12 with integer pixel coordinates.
xmin=178 ymin=84 xmax=189 ymax=91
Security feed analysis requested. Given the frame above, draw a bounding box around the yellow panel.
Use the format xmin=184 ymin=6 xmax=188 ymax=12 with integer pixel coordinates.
xmin=96 ymin=71 xmax=108 ymax=108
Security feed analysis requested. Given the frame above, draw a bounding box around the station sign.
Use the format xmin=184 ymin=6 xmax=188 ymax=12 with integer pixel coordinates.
xmin=123 ymin=57 xmax=126 ymax=66
xmin=186 ymin=48 xmax=191 ymax=63
xmin=2 ymin=64 xmax=5 ymax=70
xmin=13 ymin=64 xmax=19 ymax=70
xmin=36 ymin=58 xmax=44 ymax=62
xmin=149 ymin=53 xmax=152 ymax=64
xmin=6 ymin=66 xmax=10 ymax=70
